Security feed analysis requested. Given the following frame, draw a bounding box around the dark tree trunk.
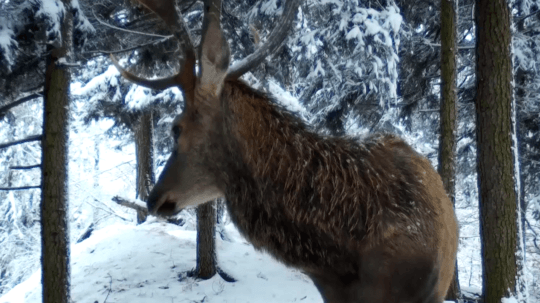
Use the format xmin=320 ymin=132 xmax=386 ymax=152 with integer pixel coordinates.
xmin=439 ymin=0 xmax=460 ymax=300
xmin=195 ymin=201 xmax=217 ymax=279
xmin=40 ymin=1 xmax=72 ymax=302
xmin=134 ymin=111 xmax=155 ymax=224
xmin=475 ymin=0 xmax=519 ymax=301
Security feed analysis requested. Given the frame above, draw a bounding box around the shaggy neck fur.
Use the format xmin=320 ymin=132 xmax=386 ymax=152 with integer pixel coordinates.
xmin=207 ymin=80 xmax=440 ymax=275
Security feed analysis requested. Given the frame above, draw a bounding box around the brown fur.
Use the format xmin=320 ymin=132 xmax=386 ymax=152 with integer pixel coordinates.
xmin=149 ymin=79 xmax=459 ymax=303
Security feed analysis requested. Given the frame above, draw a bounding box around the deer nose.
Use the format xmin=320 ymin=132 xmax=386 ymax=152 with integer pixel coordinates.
xmin=147 ymin=190 xmax=180 ymax=217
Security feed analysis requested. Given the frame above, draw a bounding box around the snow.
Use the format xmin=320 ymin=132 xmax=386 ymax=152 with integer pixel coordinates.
xmin=126 ymin=86 xmax=153 ymax=110
xmin=0 ymin=220 xmax=322 ymax=303
xmin=73 ymin=65 xmax=121 ymax=98
xmin=0 ymin=22 xmax=17 ymax=71
xmin=346 ymin=26 xmax=361 ymax=41
xmin=502 ymin=296 xmax=520 ymax=303
xmin=35 ymin=0 xmax=65 ymax=46
xmin=268 ymin=81 xmax=308 ymax=117
xmin=71 ymin=0 xmax=95 ymax=36
xmin=385 ymin=6 xmax=403 ymax=35
xmin=260 ymin=0 xmax=279 ymax=15
xmin=307 ymin=59 xmax=326 ymax=80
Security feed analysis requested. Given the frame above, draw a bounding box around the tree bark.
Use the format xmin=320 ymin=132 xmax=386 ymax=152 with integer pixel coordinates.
xmin=195 ymin=201 xmax=217 ymax=279
xmin=40 ymin=1 xmax=73 ymax=302
xmin=475 ymin=0 xmax=519 ymax=302
xmin=439 ymin=0 xmax=460 ymax=300
xmin=134 ymin=111 xmax=155 ymax=224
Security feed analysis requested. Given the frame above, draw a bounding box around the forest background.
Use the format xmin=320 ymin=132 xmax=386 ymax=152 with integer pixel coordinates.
xmin=0 ymin=0 xmax=539 ymax=301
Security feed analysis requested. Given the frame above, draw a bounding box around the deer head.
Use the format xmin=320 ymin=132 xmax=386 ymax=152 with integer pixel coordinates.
xmin=111 ymin=0 xmax=301 ymax=216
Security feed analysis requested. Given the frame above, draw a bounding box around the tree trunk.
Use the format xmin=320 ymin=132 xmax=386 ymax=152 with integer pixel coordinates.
xmin=439 ymin=0 xmax=460 ymax=300
xmin=134 ymin=111 xmax=155 ymax=224
xmin=475 ymin=0 xmax=519 ymax=302
xmin=195 ymin=201 xmax=217 ymax=279
xmin=40 ymin=1 xmax=72 ymax=302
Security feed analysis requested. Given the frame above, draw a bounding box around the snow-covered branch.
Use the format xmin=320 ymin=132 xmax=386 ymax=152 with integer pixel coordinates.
xmin=112 ymin=196 xmax=149 ymax=215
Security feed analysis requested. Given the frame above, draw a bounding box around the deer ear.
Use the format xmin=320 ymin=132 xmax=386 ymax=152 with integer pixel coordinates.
xmin=198 ymin=5 xmax=230 ymax=99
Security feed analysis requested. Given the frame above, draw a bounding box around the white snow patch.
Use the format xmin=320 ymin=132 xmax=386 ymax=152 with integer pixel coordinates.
xmin=0 ymin=23 xmax=17 ymax=71
xmin=36 ymin=0 xmax=65 ymax=46
xmin=72 ymin=65 xmax=120 ymax=97
xmin=0 ymin=222 xmax=322 ymax=303
xmin=501 ymin=296 xmax=519 ymax=303
xmin=71 ymin=0 xmax=95 ymax=35
xmin=268 ymin=81 xmax=308 ymax=117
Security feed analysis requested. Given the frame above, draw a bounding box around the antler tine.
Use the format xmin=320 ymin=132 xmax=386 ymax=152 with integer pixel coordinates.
xmin=136 ymin=0 xmax=196 ymax=58
xmin=226 ymin=0 xmax=301 ymax=80
xmin=110 ymin=0 xmax=196 ymax=93
xmin=198 ymin=0 xmax=230 ymax=97
xmin=110 ymin=54 xmax=178 ymax=90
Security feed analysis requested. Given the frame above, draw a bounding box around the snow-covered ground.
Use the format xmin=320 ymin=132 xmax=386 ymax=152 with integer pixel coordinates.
xmin=0 ymin=219 xmax=323 ymax=303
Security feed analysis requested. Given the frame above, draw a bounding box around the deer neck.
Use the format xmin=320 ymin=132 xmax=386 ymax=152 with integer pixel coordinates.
xmin=221 ymin=80 xmax=306 ymax=185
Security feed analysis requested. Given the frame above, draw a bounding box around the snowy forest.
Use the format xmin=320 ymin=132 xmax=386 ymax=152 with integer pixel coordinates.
xmin=0 ymin=0 xmax=539 ymax=302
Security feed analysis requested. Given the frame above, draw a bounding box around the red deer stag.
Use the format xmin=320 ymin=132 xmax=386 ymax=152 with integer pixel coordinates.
xmin=111 ymin=0 xmax=458 ymax=302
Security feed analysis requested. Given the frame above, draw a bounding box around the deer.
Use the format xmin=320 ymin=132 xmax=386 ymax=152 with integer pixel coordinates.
xmin=111 ymin=0 xmax=459 ymax=302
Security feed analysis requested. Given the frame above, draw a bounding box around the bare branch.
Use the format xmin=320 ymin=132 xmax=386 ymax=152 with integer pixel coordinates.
xmin=0 ymin=93 xmax=43 ymax=116
xmin=524 ymin=217 xmax=540 ymax=252
xmin=109 ymin=0 xmax=197 ymax=96
xmin=515 ymin=9 xmax=540 ymax=25
xmin=92 ymin=9 xmax=172 ymax=39
xmin=83 ymin=38 xmax=169 ymax=57
xmin=85 ymin=198 xmax=131 ymax=222
xmin=76 ymin=223 xmax=94 ymax=243
xmin=10 ymin=164 xmax=41 ymax=170
xmin=423 ymin=42 xmax=475 ymax=50
xmin=0 ymin=186 xmax=40 ymax=191
xmin=112 ymin=196 xmax=149 ymax=215
xmin=227 ymin=0 xmax=302 ymax=79
xmin=0 ymin=134 xmax=42 ymax=150
xmin=135 ymin=0 xmax=196 ymax=53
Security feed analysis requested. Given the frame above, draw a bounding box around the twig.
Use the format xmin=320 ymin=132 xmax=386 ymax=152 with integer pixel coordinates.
xmin=85 ymin=198 xmax=130 ymax=222
xmin=112 ymin=196 xmax=149 ymax=215
xmin=525 ymin=218 xmax=540 ymax=252
xmin=104 ymin=274 xmax=113 ymax=303
xmin=92 ymin=9 xmax=172 ymax=39
xmin=76 ymin=223 xmax=94 ymax=243
xmin=10 ymin=164 xmax=41 ymax=170
xmin=515 ymin=9 xmax=540 ymax=25
xmin=0 ymin=93 xmax=43 ymax=116
xmin=423 ymin=42 xmax=475 ymax=50
xmin=0 ymin=134 xmax=42 ymax=149
xmin=83 ymin=37 xmax=169 ymax=57
xmin=0 ymin=186 xmax=40 ymax=191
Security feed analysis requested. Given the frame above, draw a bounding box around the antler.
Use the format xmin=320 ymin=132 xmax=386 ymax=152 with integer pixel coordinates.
xmin=112 ymin=0 xmax=300 ymax=92
xmin=110 ymin=0 xmax=196 ymax=97
xmin=226 ymin=0 xmax=301 ymax=80
xmin=197 ymin=0 xmax=230 ymax=97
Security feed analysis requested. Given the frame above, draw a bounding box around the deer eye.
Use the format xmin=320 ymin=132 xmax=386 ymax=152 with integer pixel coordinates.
xmin=172 ymin=125 xmax=182 ymax=140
